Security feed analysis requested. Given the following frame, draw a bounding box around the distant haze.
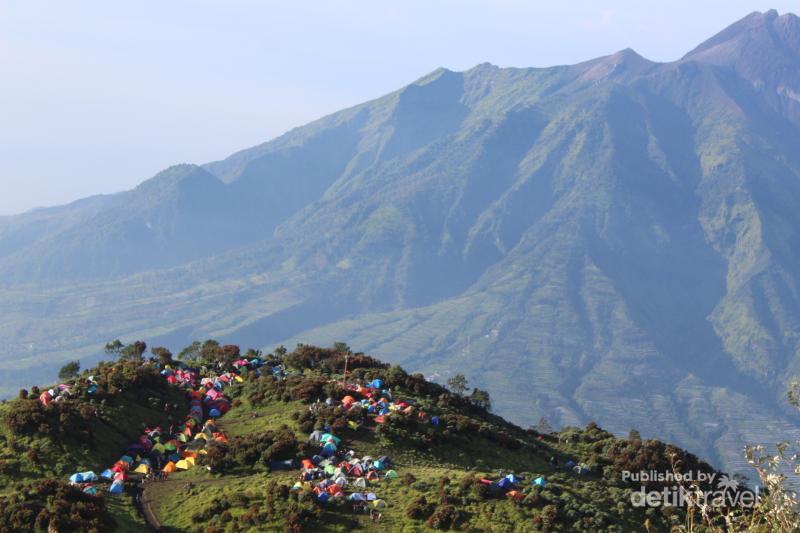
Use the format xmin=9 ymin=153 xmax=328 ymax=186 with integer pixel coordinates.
xmin=0 ymin=0 xmax=797 ymax=215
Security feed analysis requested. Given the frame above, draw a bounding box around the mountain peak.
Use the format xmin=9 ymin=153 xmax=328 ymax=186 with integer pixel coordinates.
xmin=682 ymin=10 xmax=799 ymax=66
xmin=579 ymin=47 xmax=655 ymax=81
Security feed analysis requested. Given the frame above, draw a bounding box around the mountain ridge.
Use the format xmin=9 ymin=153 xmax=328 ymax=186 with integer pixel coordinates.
xmin=1 ymin=11 xmax=800 ymax=481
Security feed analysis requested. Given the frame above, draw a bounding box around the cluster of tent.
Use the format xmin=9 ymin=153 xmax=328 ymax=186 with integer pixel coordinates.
xmin=565 ymin=460 xmax=590 ymax=475
xmin=68 ymin=470 xmax=102 ymax=495
xmin=68 ymin=362 xmax=242 ymax=495
xmin=40 ymin=376 xmax=105 ymax=406
xmin=39 ymin=383 xmax=72 ymax=406
xmin=338 ymin=380 xmax=439 ymax=426
xmin=477 ymin=473 xmax=548 ymax=501
xmin=290 ymin=432 xmax=396 ymax=508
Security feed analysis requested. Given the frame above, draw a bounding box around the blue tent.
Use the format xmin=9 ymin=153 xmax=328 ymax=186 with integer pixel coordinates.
xmin=496 ymin=477 xmax=513 ymax=489
xmin=83 ymin=486 xmax=98 ymax=495
xmin=533 ymin=476 xmax=547 ymax=487
xmin=431 ymin=416 xmax=440 ymax=425
xmin=101 ymin=469 xmax=114 ymax=479
xmin=316 ymin=492 xmax=330 ymax=503
xmin=506 ymin=474 xmax=521 ymax=483
xmin=565 ymin=460 xmax=576 ymax=468
xmin=108 ymin=481 xmax=124 ymax=494
xmin=349 ymin=493 xmax=367 ymax=501
xmin=69 ymin=471 xmax=97 ymax=483
xmin=209 ymin=408 xmax=221 ymax=418
xmin=368 ymin=379 xmax=384 ymax=389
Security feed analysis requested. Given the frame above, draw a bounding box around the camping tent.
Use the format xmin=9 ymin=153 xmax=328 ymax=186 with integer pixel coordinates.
xmin=133 ymin=464 xmax=150 ymax=474
xmin=371 ymin=499 xmax=387 ymax=509
xmin=175 ymin=459 xmax=191 ymax=470
xmin=69 ymin=471 xmax=97 ymax=483
xmin=163 ymin=462 xmax=177 ymax=473
xmin=108 ymin=481 xmax=124 ymax=494
xmin=385 ymin=470 xmax=398 ymax=479
xmin=353 ymin=477 xmax=367 ymax=489
xmin=533 ymin=476 xmax=547 ymax=487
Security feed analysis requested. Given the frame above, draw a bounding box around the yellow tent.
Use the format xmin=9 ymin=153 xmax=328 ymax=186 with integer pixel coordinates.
xmin=162 ymin=461 xmax=177 ymax=473
xmin=194 ymin=433 xmax=208 ymax=441
xmin=185 ymin=457 xmax=196 ymax=466
xmin=133 ymin=464 xmax=150 ymax=474
xmin=234 ymin=375 xmax=243 ymax=382
xmin=175 ymin=459 xmax=191 ymax=470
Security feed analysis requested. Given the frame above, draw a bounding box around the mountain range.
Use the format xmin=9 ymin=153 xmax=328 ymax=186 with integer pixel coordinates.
xmin=2 ymin=10 xmax=800 ymax=476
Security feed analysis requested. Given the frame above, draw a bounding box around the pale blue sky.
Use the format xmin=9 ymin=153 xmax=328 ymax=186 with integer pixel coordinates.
xmin=1 ymin=1 xmax=796 ymax=215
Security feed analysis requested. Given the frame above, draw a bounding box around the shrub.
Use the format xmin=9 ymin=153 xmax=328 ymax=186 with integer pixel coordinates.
xmin=405 ymin=495 xmax=433 ymax=520
xmin=426 ymin=504 xmax=458 ymax=530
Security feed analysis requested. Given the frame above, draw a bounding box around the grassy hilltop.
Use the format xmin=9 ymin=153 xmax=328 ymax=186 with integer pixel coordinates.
xmin=0 ymin=342 xmax=754 ymax=532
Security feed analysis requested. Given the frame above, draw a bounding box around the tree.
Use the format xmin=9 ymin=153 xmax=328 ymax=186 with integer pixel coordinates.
xmin=447 ymin=374 xmax=468 ymax=396
xmin=120 ymin=341 xmax=147 ymax=361
xmin=200 ymin=339 xmax=222 ymax=365
xmin=151 ymin=347 xmax=173 ymax=366
xmin=104 ymin=339 xmax=124 ymax=358
xmin=628 ymin=428 xmax=642 ymax=441
xmin=57 ymin=361 xmax=80 ymax=380
xmin=178 ymin=341 xmax=202 ymax=362
xmin=332 ymin=341 xmax=351 ymax=354
xmin=536 ymin=416 xmax=553 ymax=434
xmin=274 ymin=345 xmax=288 ymax=358
xmin=470 ymin=388 xmax=491 ymax=411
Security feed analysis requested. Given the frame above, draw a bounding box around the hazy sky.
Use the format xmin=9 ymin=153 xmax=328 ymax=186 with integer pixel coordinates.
xmin=1 ymin=1 xmax=796 ymax=215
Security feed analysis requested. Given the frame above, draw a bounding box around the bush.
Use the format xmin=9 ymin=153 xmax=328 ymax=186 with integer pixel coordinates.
xmin=0 ymin=480 xmax=116 ymax=532
xmin=405 ymin=495 xmax=433 ymax=520
xmin=426 ymin=504 xmax=459 ymax=530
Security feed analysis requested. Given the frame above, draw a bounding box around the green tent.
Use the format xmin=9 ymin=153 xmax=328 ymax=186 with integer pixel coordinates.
xmin=385 ymin=469 xmax=398 ymax=479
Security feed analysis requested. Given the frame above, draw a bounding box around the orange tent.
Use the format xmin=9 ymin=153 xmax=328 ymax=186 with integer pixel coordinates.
xmin=162 ymin=461 xmax=177 ymax=473
xmin=342 ymin=395 xmax=355 ymax=405
xmin=301 ymin=459 xmax=314 ymax=470
xmin=507 ymin=490 xmax=525 ymax=501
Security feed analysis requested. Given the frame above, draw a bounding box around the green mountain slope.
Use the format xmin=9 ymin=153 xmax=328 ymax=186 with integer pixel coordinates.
xmin=1 ymin=10 xmax=800 ymax=480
